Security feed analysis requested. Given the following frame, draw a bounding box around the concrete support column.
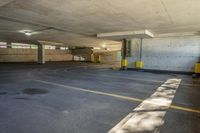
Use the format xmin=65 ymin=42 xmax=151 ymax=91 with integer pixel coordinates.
xmin=37 ymin=44 xmax=45 ymax=64
xmin=56 ymin=46 xmax=60 ymax=50
xmin=139 ymin=38 xmax=143 ymax=61
xmin=7 ymin=42 xmax=12 ymax=48
xmin=121 ymin=39 xmax=128 ymax=70
xmin=135 ymin=38 xmax=144 ymax=69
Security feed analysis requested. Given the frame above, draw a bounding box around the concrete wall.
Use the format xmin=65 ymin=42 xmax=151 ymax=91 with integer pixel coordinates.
xmin=127 ymin=36 xmax=200 ymax=72
xmin=0 ymin=48 xmax=73 ymax=62
xmin=92 ymin=51 xmax=121 ymax=65
xmin=45 ymin=49 xmax=72 ymax=62
xmin=72 ymin=48 xmax=92 ymax=62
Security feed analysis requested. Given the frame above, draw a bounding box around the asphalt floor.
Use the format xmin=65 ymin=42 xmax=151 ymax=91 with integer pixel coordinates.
xmin=0 ymin=62 xmax=200 ymax=133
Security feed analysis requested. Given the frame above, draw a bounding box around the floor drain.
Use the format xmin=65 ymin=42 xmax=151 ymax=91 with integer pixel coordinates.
xmin=22 ymin=88 xmax=48 ymax=95
xmin=0 ymin=92 xmax=8 ymax=95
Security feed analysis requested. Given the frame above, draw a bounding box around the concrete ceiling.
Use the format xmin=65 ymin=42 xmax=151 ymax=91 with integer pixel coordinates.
xmin=0 ymin=0 xmax=200 ymax=47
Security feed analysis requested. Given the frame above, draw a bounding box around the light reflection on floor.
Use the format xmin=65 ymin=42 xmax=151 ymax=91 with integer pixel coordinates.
xmin=109 ymin=79 xmax=181 ymax=133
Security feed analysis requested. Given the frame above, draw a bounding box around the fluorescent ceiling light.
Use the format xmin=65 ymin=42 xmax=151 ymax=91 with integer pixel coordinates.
xmin=93 ymin=47 xmax=101 ymax=50
xmin=101 ymin=43 xmax=106 ymax=48
xmin=24 ymin=32 xmax=32 ymax=36
xmin=19 ymin=30 xmax=33 ymax=36
xmin=19 ymin=30 xmax=31 ymax=33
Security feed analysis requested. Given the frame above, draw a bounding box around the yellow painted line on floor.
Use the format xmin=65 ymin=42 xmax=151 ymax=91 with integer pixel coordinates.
xmin=170 ymin=105 xmax=200 ymax=114
xmin=33 ymin=79 xmax=200 ymax=114
xmin=109 ymin=78 xmax=182 ymax=133
xmin=33 ymin=79 xmax=143 ymax=103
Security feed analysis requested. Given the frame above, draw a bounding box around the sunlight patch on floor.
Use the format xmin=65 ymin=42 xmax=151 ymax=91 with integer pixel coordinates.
xmin=109 ymin=78 xmax=182 ymax=133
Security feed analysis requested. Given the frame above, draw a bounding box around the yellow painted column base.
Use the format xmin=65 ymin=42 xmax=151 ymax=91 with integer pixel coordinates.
xmin=135 ymin=61 xmax=144 ymax=69
xmin=121 ymin=59 xmax=128 ymax=67
xmin=98 ymin=55 xmax=102 ymax=63
xmin=195 ymin=63 xmax=200 ymax=73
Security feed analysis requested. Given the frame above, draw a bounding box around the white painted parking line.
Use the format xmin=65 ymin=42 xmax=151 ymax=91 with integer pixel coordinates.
xmin=108 ymin=78 xmax=181 ymax=133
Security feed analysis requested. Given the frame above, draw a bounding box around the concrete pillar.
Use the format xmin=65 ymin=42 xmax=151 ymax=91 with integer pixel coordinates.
xmin=139 ymin=38 xmax=143 ymax=61
xmin=135 ymin=38 xmax=144 ymax=69
xmin=56 ymin=46 xmax=60 ymax=50
xmin=37 ymin=44 xmax=45 ymax=64
xmin=91 ymin=54 xmax=94 ymax=62
xmin=7 ymin=42 xmax=12 ymax=48
xmin=121 ymin=39 xmax=128 ymax=70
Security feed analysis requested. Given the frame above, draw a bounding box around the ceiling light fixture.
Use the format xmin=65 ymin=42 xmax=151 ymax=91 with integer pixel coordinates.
xmin=19 ymin=30 xmax=33 ymax=36
xmin=24 ymin=32 xmax=32 ymax=36
xmin=93 ymin=47 xmax=101 ymax=50
xmin=101 ymin=43 xmax=106 ymax=48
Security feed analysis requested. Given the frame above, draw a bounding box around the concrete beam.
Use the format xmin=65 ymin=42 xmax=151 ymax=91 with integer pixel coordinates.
xmin=155 ymin=32 xmax=200 ymax=38
xmin=97 ymin=30 xmax=154 ymax=40
xmin=6 ymin=41 xmax=12 ymax=48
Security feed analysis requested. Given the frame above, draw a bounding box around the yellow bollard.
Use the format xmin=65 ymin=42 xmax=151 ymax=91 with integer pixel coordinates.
xmin=121 ymin=59 xmax=128 ymax=67
xmin=195 ymin=63 xmax=200 ymax=73
xmin=135 ymin=61 xmax=144 ymax=69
